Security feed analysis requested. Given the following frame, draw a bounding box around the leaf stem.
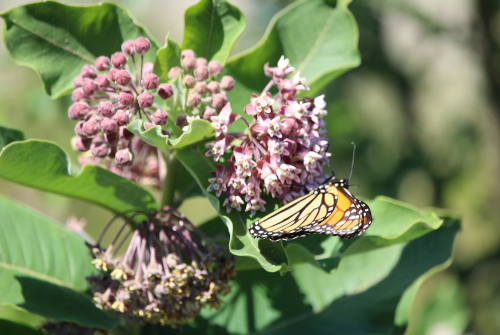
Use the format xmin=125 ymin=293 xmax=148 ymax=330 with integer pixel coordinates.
xmin=161 ymin=151 xmax=181 ymax=207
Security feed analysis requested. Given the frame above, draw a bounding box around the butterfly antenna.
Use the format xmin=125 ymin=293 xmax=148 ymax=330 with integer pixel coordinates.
xmin=348 ymin=142 xmax=356 ymax=181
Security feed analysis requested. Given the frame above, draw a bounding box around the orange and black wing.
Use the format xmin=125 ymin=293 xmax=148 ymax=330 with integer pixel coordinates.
xmin=249 ymin=188 xmax=338 ymax=241
xmin=310 ymin=186 xmax=372 ymax=239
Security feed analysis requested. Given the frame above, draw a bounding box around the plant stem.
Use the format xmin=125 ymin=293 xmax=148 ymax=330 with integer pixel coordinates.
xmin=161 ymin=151 xmax=180 ymax=207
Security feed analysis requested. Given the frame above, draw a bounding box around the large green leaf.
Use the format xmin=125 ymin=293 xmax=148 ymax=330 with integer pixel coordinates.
xmin=225 ymin=0 xmax=360 ymax=114
xmin=0 ymin=1 xmax=158 ymax=98
xmin=154 ymin=35 xmax=181 ymax=84
xmin=0 ymin=319 xmax=43 ymax=335
xmin=0 ymin=194 xmax=115 ymax=328
xmin=0 ymin=125 xmax=24 ymax=149
xmin=179 ymin=219 xmax=458 ymax=335
xmin=182 ymin=0 xmax=246 ymax=63
xmin=0 ymin=140 xmax=157 ymax=214
xmin=177 ymin=147 xmax=289 ymax=274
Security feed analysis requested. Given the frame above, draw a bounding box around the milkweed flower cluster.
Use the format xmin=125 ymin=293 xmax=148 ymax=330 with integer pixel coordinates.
xmin=87 ymin=207 xmax=236 ymax=327
xmin=206 ymin=57 xmax=330 ymax=215
xmin=68 ymin=37 xmax=169 ymax=187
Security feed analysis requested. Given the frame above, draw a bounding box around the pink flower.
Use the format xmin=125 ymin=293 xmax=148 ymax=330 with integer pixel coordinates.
xmin=206 ymin=136 xmax=233 ymax=161
xmin=244 ymin=92 xmax=275 ymax=115
xmin=303 ymin=151 xmax=324 ymax=175
xmin=233 ymin=146 xmax=257 ymax=177
xmin=207 ymin=165 xmax=229 ymax=197
xmin=227 ymin=174 xmax=246 ymax=194
xmin=223 ymin=195 xmax=244 ymax=213
xmin=245 ymin=197 xmax=267 ymax=216
xmin=241 ymin=170 xmax=262 ymax=202
xmin=264 ymin=174 xmax=283 ymax=198
xmin=211 ymin=103 xmax=235 ymax=137
xmin=268 ymin=139 xmax=290 ymax=159
xmin=276 ymin=163 xmax=301 ymax=184
xmin=265 ymin=116 xmax=285 ymax=138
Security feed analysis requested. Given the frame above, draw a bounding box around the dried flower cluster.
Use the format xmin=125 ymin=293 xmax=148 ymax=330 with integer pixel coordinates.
xmin=87 ymin=207 xmax=236 ymax=327
xmin=167 ymin=49 xmax=235 ymax=130
xmin=206 ymin=57 xmax=330 ymax=215
xmin=68 ymin=37 xmax=168 ymax=187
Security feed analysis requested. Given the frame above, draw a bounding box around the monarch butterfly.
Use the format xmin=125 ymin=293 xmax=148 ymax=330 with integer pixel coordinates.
xmin=249 ymin=145 xmax=372 ymax=241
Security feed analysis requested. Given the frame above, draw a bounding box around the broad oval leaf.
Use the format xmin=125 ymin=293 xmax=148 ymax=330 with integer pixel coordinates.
xmin=225 ymin=0 xmax=360 ymax=114
xmin=0 ymin=140 xmax=157 ymax=214
xmin=0 ymin=194 xmax=114 ymax=328
xmin=182 ymin=0 xmax=246 ymax=63
xmin=0 ymin=1 xmax=158 ymax=98
xmin=154 ymin=35 xmax=181 ymax=84
xmin=0 ymin=125 xmax=24 ymax=149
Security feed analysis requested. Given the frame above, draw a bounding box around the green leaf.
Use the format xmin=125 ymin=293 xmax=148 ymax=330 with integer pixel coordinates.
xmin=176 ymin=147 xmax=289 ymax=274
xmin=0 ymin=319 xmax=43 ymax=335
xmin=17 ymin=277 xmax=115 ymax=329
xmin=183 ymin=219 xmax=458 ymax=334
xmin=127 ymin=119 xmax=214 ymax=152
xmin=0 ymin=140 xmax=157 ymax=215
xmin=0 ymin=125 xmax=24 ymax=149
xmin=225 ymin=0 xmax=360 ymax=114
xmin=154 ymin=35 xmax=181 ymax=84
xmin=0 ymin=1 xmax=158 ymax=98
xmin=0 ymin=194 xmax=114 ymax=328
xmin=182 ymin=0 xmax=246 ymax=63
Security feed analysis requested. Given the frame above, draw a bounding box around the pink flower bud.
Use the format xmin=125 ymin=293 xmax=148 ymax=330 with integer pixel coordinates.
xmin=82 ymin=80 xmax=98 ymax=96
xmin=100 ymin=117 xmax=118 ymax=134
xmin=83 ymin=120 xmax=100 ymax=137
xmin=144 ymin=122 xmax=154 ymax=130
xmin=143 ymin=62 xmax=154 ymax=74
xmin=71 ymin=88 xmax=86 ymax=102
xmin=283 ymin=138 xmax=297 ymax=155
xmin=118 ymin=92 xmax=134 ymax=107
xmin=72 ymin=75 xmax=84 ymax=88
xmin=109 ymin=68 xmax=119 ymax=81
xmin=196 ymin=57 xmax=208 ymax=67
xmin=121 ymin=40 xmax=135 ymax=55
xmin=81 ymin=64 xmax=97 ymax=79
xmin=176 ymin=115 xmax=188 ymax=128
xmin=74 ymin=121 xmax=85 ymax=137
xmin=181 ymin=49 xmax=196 ymax=60
xmin=120 ymin=126 xmax=134 ymax=140
xmin=168 ymin=67 xmax=183 ymax=80
xmin=115 ymin=69 xmax=131 ymax=85
xmin=187 ymin=92 xmax=201 ymax=107
xmin=105 ymin=132 xmax=119 ymax=145
xmin=182 ymin=74 xmax=196 ymax=88
xmin=112 ymin=110 xmax=129 ymax=126
xmin=220 ymin=75 xmax=235 ymax=91
xmin=94 ymin=56 xmax=110 ymax=71
xmin=207 ymin=81 xmax=220 ymax=94
xmin=194 ymin=66 xmax=209 ymax=81
xmin=97 ymin=101 xmax=114 ymax=117
xmin=72 ymin=137 xmax=91 ymax=152
xmin=152 ymin=109 xmax=168 ymax=125
xmin=134 ymin=37 xmax=151 ymax=55
xmin=68 ymin=102 xmax=89 ymax=120
xmin=281 ymin=118 xmax=298 ymax=136
xmin=91 ymin=142 xmax=110 ymax=157
xmin=181 ymin=57 xmax=196 ymax=71
xmin=157 ymin=83 xmax=174 ymax=99
xmin=138 ymin=92 xmax=154 ymax=108
xmin=212 ymin=92 xmax=227 ymax=109
xmin=202 ymin=107 xmax=216 ymax=120
xmin=111 ymin=52 xmax=127 ymax=69
xmin=208 ymin=60 xmax=222 ymax=76
xmin=115 ymin=148 xmax=133 ymax=166
xmin=95 ymin=74 xmax=110 ymax=89
xmin=141 ymin=73 xmax=159 ymax=90
xmin=194 ymin=81 xmax=208 ymax=95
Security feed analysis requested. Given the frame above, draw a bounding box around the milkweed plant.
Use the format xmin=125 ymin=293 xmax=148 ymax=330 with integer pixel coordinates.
xmin=0 ymin=0 xmax=460 ymax=334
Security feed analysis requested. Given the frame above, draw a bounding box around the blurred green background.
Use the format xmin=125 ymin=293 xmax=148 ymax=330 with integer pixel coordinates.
xmin=1 ymin=0 xmax=499 ymax=334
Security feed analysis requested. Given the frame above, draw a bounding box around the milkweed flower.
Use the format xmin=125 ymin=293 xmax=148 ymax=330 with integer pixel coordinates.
xmin=86 ymin=207 xmax=236 ymax=327
xmin=206 ymin=57 xmax=330 ymax=215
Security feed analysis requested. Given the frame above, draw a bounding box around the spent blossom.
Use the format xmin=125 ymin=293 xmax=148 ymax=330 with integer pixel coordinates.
xmin=206 ymin=57 xmax=330 ymax=215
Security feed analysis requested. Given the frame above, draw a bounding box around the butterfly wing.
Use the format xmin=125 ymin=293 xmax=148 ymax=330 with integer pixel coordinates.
xmin=310 ymin=186 xmax=372 ymax=239
xmin=249 ymin=187 xmax=338 ymax=241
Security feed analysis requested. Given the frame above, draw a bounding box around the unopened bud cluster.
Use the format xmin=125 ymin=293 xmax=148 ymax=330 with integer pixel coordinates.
xmin=69 ymin=37 xmax=170 ymax=187
xmin=87 ymin=208 xmax=236 ymax=327
xmin=168 ymin=49 xmax=235 ymax=131
xmin=206 ymin=57 xmax=330 ymax=215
